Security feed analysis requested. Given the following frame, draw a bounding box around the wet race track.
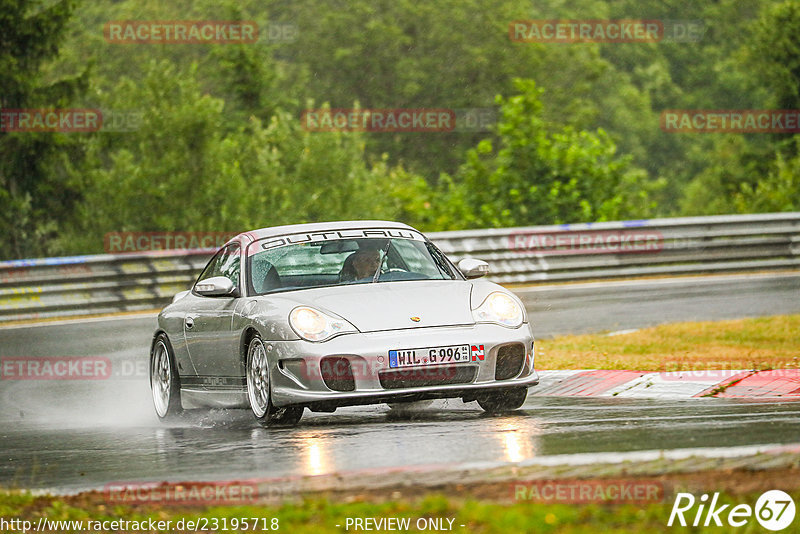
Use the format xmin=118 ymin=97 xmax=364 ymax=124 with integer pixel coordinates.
xmin=1 ymin=272 xmax=799 ymax=493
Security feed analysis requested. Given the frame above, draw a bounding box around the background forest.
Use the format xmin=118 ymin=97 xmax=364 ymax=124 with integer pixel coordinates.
xmin=1 ymin=0 xmax=799 ymax=259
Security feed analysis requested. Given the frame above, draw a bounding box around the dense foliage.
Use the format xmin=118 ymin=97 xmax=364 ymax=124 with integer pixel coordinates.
xmin=1 ymin=0 xmax=798 ymax=259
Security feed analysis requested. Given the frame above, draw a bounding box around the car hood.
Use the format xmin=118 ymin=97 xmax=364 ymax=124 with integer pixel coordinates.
xmin=288 ymin=280 xmax=475 ymax=332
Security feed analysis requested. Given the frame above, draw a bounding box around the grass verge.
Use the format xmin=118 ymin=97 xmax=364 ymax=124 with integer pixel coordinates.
xmin=2 ymin=479 xmax=799 ymax=533
xmin=535 ymin=314 xmax=800 ymax=371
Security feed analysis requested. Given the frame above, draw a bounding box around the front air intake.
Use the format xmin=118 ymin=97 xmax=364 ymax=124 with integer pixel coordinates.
xmin=495 ymin=344 xmax=525 ymax=380
xmin=319 ymin=356 xmax=355 ymax=392
xmin=379 ymin=365 xmax=476 ymax=389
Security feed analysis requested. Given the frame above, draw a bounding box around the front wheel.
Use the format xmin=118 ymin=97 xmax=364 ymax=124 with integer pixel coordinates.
xmin=150 ymin=333 xmax=183 ymax=421
xmin=476 ymin=387 xmax=528 ymax=413
xmin=246 ymin=335 xmax=303 ymax=426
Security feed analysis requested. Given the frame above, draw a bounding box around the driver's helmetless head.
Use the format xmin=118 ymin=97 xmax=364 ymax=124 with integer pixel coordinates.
xmin=352 ymin=249 xmax=381 ymax=279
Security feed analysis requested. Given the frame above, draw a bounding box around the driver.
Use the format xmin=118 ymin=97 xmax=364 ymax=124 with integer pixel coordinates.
xmin=351 ymin=248 xmax=382 ymax=280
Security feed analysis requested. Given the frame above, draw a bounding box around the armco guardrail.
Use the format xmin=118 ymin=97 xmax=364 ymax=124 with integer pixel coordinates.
xmin=0 ymin=251 xmax=213 ymax=322
xmin=432 ymin=212 xmax=800 ymax=284
xmin=1 ymin=213 xmax=798 ymax=322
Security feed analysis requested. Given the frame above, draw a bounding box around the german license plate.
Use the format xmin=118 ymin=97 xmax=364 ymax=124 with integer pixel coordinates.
xmin=389 ymin=344 xmax=471 ymax=368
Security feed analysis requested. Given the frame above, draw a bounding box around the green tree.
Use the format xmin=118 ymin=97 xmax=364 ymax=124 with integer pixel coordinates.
xmin=0 ymin=0 xmax=88 ymax=259
xmin=678 ymin=0 xmax=800 ymax=215
xmin=750 ymin=1 xmax=800 ymax=111
xmin=58 ymin=62 xmax=431 ymax=253
xmin=272 ymin=0 xmax=646 ymax=178
xmin=734 ymin=138 xmax=800 ymax=213
xmin=438 ymin=79 xmax=656 ymax=229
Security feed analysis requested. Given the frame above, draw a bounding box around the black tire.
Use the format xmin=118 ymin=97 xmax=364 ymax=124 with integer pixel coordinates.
xmin=246 ymin=334 xmax=303 ymax=427
xmin=476 ymin=387 xmax=528 ymax=413
xmin=150 ymin=333 xmax=183 ymax=420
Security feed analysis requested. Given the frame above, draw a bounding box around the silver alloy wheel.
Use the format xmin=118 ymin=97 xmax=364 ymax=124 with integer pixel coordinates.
xmin=151 ymin=340 xmax=172 ymax=418
xmin=247 ymin=337 xmax=270 ymax=418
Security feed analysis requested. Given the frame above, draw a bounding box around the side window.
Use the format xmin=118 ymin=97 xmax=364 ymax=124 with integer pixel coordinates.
xmin=196 ymin=244 xmax=241 ymax=288
xmin=392 ymin=239 xmax=431 ymax=273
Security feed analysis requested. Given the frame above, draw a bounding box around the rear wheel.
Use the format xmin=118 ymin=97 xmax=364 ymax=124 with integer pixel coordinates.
xmin=477 ymin=387 xmax=528 ymax=413
xmin=246 ymin=334 xmax=303 ymax=426
xmin=150 ymin=333 xmax=182 ymax=420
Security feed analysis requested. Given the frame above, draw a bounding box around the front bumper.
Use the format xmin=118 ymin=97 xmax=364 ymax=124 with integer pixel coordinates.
xmin=266 ymin=322 xmax=538 ymax=408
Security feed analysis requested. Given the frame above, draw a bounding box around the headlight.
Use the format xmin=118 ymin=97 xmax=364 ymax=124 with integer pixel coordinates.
xmin=473 ymin=292 xmax=524 ymax=327
xmin=289 ymin=306 xmax=357 ymax=342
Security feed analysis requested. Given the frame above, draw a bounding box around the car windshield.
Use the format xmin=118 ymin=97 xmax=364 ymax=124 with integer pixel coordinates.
xmin=247 ymin=237 xmax=457 ymax=295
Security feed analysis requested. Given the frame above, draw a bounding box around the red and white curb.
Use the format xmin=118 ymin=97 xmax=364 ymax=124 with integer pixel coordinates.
xmin=533 ymin=369 xmax=800 ymax=399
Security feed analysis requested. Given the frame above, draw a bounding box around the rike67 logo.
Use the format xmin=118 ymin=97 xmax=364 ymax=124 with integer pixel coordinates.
xmin=669 ymin=490 xmax=796 ymax=530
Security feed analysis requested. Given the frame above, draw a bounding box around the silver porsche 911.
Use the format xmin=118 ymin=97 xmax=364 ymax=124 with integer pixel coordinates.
xmin=150 ymin=221 xmax=539 ymax=426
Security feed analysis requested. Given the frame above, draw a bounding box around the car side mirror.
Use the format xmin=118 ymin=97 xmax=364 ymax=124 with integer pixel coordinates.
xmin=458 ymin=258 xmax=489 ymax=279
xmin=195 ymin=276 xmax=238 ymax=297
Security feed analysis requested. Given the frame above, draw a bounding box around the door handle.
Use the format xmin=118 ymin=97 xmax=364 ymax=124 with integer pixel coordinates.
xmin=185 ymin=316 xmax=194 ymax=329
